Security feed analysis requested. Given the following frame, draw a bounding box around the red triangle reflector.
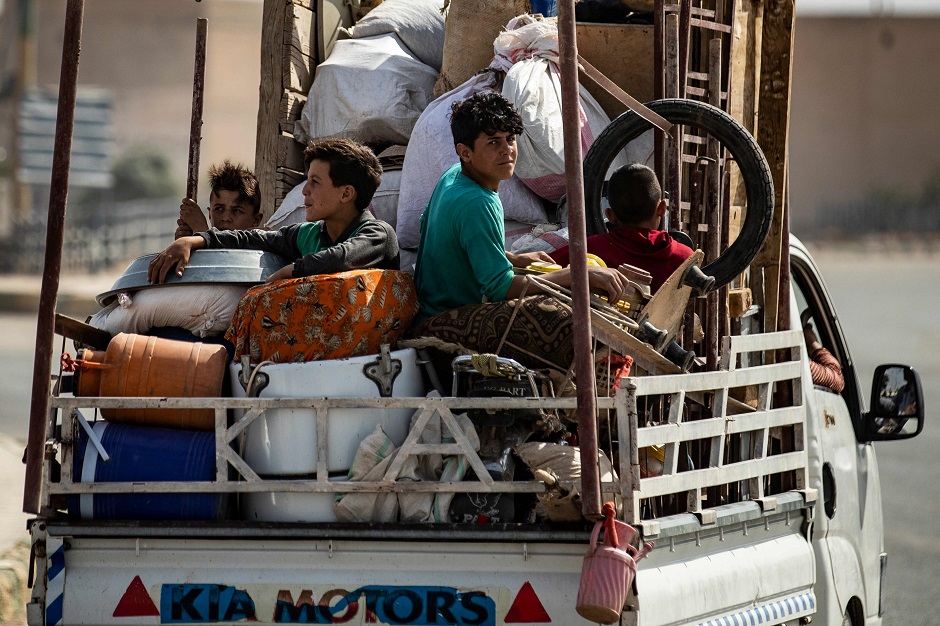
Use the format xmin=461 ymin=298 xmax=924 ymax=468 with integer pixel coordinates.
xmin=113 ymin=575 xmax=159 ymax=617
xmin=505 ymin=581 xmax=551 ymax=623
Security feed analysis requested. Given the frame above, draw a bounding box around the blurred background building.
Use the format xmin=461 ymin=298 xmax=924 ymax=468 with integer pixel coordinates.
xmin=0 ymin=0 xmax=261 ymax=272
xmin=0 ymin=0 xmax=937 ymax=272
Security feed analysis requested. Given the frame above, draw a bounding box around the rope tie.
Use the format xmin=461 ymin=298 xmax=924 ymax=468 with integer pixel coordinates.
xmin=470 ymin=353 xmax=503 ymax=377
xmin=602 ymin=501 xmax=619 ymax=549
xmin=60 ymin=353 xmax=110 ymax=373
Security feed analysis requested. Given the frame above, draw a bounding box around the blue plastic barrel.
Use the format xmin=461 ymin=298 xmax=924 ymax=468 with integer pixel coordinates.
xmin=70 ymin=421 xmax=224 ymax=520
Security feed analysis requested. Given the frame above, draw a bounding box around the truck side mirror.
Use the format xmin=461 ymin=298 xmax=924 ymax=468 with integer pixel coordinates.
xmin=863 ymin=364 xmax=924 ymax=441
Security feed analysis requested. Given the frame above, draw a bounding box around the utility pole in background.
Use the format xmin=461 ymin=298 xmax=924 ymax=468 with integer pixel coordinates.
xmin=11 ymin=0 xmax=37 ymax=219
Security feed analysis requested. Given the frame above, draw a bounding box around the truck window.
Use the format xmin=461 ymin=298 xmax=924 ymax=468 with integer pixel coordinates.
xmin=790 ymin=254 xmax=864 ymax=423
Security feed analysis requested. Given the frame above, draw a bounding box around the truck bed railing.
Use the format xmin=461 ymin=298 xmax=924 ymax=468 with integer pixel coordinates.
xmin=618 ymin=330 xmax=811 ymax=525
xmin=42 ymin=331 xmax=811 ymax=530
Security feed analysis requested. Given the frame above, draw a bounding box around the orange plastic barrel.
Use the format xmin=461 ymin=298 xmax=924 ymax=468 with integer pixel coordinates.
xmin=75 ymin=349 xmax=107 ymax=398
xmin=78 ymin=333 xmax=227 ymax=431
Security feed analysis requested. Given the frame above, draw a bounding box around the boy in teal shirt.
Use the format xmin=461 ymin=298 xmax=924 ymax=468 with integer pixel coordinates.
xmin=413 ymin=92 xmax=629 ymax=372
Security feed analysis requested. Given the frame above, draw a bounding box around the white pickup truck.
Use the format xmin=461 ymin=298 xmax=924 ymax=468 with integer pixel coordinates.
xmin=23 ymin=236 xmax=924 ymax=626
xmin=20 ymin=1 xmax=925 ymax=625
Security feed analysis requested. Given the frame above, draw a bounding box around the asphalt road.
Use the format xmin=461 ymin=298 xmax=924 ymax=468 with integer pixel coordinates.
xmin=811 ymin=250 xmax=940 ymax=625
xmin=0 ymin=249 xmax=936 ymax=624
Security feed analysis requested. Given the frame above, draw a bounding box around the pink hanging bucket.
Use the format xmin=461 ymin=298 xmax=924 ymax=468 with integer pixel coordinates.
xmin=576 ymin=504 xmax=653 ymax=624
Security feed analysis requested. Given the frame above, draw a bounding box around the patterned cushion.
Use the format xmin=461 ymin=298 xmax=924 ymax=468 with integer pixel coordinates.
xmin=226 ymin=270 xmax=418 ymax=363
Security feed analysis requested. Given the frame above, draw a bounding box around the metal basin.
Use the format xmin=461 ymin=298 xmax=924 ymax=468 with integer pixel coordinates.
xmin=96 ymin=249 xmax=291 ymax=306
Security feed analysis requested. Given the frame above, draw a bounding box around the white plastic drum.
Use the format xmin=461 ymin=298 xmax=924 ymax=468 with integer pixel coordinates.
xmin=229 ymin=348 xmax=426 ymax=475
xmin=242 ymin=476 xmax=347 ymax=523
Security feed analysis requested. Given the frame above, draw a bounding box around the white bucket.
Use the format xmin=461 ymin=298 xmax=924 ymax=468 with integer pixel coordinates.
xmin=242 ymin=476 xmax=347 ymax=522
xmin=229 ymin=348 xmax=426 ymax=475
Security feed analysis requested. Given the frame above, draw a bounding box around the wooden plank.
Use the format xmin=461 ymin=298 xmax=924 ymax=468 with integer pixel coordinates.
xmin=277 ymin=166 xmax=305 ymax=185
xmin=728 ymin=288 xmax=753 ymax=318
xmin=283 ymin=2 xmax=316 ymax=95
xmin=726 ymin=0 xmax=763 ymax=210
xmin=275 ymin=168 xmax=306 ymax=205
xmin=753 ymin=0 xmax=796 ymax=335
xmin=279 ymin=132 xmax=305 ymax=172
xmin=635 ymin=451 xmax=805 ymax=497
xmin=255 ymin=0 xmax=289 ymax=217
xmin=576 ymin=23 xmax=655 ymax=118
xmin=54 ymin=313 xmax=111 ymax=350
xmin=280 ymin=90 xmax=307 ymax=128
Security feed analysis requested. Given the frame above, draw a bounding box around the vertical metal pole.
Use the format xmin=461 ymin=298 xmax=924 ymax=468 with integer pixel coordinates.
xmin=719 ymin=168 xmax=731 ymax=339
xmin=178 ymin=18 xmax=209 ymax=239
xmin=557 ymin=0 xmax=600 ymax=519
xmin=24 ymin=0 xmax=84 ymax=514
xmin=705 ymin=39 xmax=723 ymax=371
xmin=678 ymin=0 xmax=691 ymax=100
xmin=684 ymin=165 xmax=704 ymax=350
xmin=665 ymin=14 xmax=682 ymax=233
xmin=653 ymin=0 xmax=665 ymax=189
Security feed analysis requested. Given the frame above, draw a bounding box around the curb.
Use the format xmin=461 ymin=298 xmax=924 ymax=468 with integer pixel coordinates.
xmin=0 ymin=540 xmax=30 ymax=626
xmin=0 ymin=291 xmax=100 ymax=318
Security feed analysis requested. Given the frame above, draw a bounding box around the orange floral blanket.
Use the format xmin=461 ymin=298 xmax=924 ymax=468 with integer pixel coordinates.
xmin=225 ymin=269 xmax=418 ymax=363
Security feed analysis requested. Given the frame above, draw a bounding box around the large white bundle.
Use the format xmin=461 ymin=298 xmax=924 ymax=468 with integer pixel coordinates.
xmin=345 ymin=0 xmax=446 ymax=71
xmin=295 ymin=34 xmax=438 ymax=146
xmin=395 ymin=72 xmax=548 ymax=250
xmin=493 ymin=16 xmax=638 ymax=201
xmin=89 ymin=285 xmax=248 ymax=338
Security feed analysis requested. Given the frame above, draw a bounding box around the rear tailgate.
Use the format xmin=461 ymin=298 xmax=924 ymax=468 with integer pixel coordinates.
xmin=54 ymin=536 xmax=583 ymax=625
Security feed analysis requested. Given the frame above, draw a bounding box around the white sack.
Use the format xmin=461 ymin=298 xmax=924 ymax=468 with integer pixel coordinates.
xmin=515 ymin=442 xmax=619 ymax=522
xmin=266 ymin=181 xmax=306 ymax=229
xmin=509 ymin=224 xmax=569 ymax=254
xmin=89 ymin=285 xmax=248 ymax=338
xmin=334 ymin=425 xmax=401 ymax=523
xmin=345 ymin=0 xmax=446 ymax=71
xmin=493 ymin=16 xmax=635 ymax=202
xmin=395 ymin=72 xmax=548 ymax=250
xmin=295 ymin=34 xmax=438 ymax=146
xmin=370 ymin=169 xmax=403 ymax=229
xmin=267 ymin=170 xmax=403 ymax=230
xmin=335 ymin=392 xmax=480 ymax=523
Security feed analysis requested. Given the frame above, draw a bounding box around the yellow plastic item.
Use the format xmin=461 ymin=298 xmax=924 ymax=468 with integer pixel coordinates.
xmin=585 ymin=253 xmax=607 ymax=268
xmin=597 ymin=294 xmax=631 ymax=316
xmin=526 ymin=261 xmax=563 ymax=273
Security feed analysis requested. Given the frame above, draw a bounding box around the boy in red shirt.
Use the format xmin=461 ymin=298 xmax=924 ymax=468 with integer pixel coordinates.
xmin=550 ymin=163 xmax=693 ymax=293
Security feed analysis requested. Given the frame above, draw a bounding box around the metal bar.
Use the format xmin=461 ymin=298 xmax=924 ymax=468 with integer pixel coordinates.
xmin=557 ymin=0 xmax=601 ymax=519
xmin=634 ymin=452 xmax=806 ymax=498
xmin=577 ymin=56 xmax=673 ymax=133
xmin=654 ymin=0 xmax=665 ymax=190
xmin=50 ymin=395 xmax=617 ymax=411
xmin=665 ymin=13 xmax=682 ymax=233
xmin=683 ymin=166 xmax=705 ymax=350
xmin=47 ymin=481 xmax=548 ymax=495
xmin=706 ymin=38 xmax=723 ymax=371
xmin=43 ymin=522 xmax=595 ymax=542
xmin=315 ymin=405 xmax=329 ymax=479
xmin=178 ymin=17 xmax=208 ymax=239
xmin=719 ymin=168 xmax=731 ymax=339
xmin=187 ymin=19 xmax=208 ymax=202
xmin=215 ymin=407 xmax=227 ymax=482
xmin=24 ymin=0 xmax=84 ymax=515
xmin=678 ymin=0 xmax=691 ymax=99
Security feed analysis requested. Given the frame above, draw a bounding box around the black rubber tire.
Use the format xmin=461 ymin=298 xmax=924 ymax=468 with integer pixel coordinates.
xmin=583 ymin=99 xmax=774 ymax=290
